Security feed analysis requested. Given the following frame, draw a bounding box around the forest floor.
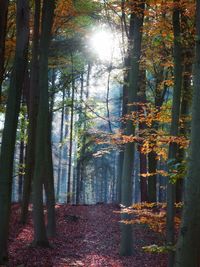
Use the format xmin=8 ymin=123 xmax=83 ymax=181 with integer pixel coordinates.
xmin=8 ymin=203 xmax=168 ymax=267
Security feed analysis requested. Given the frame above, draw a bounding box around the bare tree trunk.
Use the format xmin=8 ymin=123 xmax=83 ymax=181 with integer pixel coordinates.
xmin=57 ymin=87 xmax=65 ymax=201
xmin=120 ymin=1 xmax=145 ymax=256
xmin=32 ymin=0 xmax=55 ymax=246
xmin=106 ymin=64 xmax=113 ymax=133
xmin=174 ymin=1 xmax=200 ymax=265
xmin=21 ymin=0 xmax=41 ymax=224
xmin=44 ymin=106 xmax=56 ymax=237
xmin=0 ymin=0 xmax=9 ymax=97
xmin=67 ymin=64 xmax=75 ymax=204
xmin=138 ymin=70 xmax=148 ymax=202
xmin=166 ymin=1 xmax=183 ymax=266
xmin=18 ymin=101 xmax=26 ymax=202
xmin=0 ymin=0 xmax=29 ymax=263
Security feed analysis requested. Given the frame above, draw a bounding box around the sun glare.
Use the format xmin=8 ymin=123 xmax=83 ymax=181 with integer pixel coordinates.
xmin=90 ymin=29 xmax=118 ymax=62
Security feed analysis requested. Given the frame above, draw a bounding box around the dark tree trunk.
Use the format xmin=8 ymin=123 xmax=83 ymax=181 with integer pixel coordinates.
xmin=175 ymin=9 xmax=194 ymax=202
xmin=57 ymin=87 xmax=65 ymax=201
xmin=0 ymin=0 xmax=29 ymax=263
xmin=166 ymin=1 xmax=183 ymax=266
xmin=44 ymin=109 xmax=56 ymax=237
xmin=18 ymin=139 xmax=25 ymax=202
xmin=0 ymin=0 xmax=9 ymax=97
xmin=174 ymin=1 xmax=200 ymax=265
xmin=120 ymin=2 xmax=145 ymax=256
xmin=176 ymin=49 xmax=192 ymax=203
xmin=147 ymin=66 xmax=166 ymax=203
xmin=18 ymin=103 xmax=26 ymax=202
xmin=21 ymin=0 xmax=41 ymax=224
xmin=138 ymin=70 xmax=148 ymax=202
xmin=67 ymin=62 xmax=75 ymax=204
xmin=117 ymin=55 xmax=129 ymax=204
xmin=148 ymin=150 xmax=157 ymax=202
xmin=32 ymin=0 xmax=55 ymax=246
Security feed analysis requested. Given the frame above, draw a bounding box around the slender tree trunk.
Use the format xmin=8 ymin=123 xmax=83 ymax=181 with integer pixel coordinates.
xmin=175 ymin=9 xmax=194 ymax=202
xmin=78 ymin=64 xmax=91 ymax=203
xmin=18 ymin=139 xmax=25 ymax=202
xmin=21 ymin=0 xmax=41 ymax=224
xmin=76 ymin=160 xmax=81 ymax=204
xmin=67 ymin=70 xmax=75 ymax=204
xmin=117 ymin=151 xmax=123 ymax=203
xmin=18 ymin=102 xmax=26 ymax=202
xmin=0 ymin=0 xmax=9 ymax=97
xmin=117 ymin=55 xmax=129 ymax=204
xmin=61 ymin=96 xmax=69 ymax=202
xmin=76 ymin=73 xmax=84 ymax=204
xmin=174 ymin=1 xmax=200 ymax=265
xmin=32 ymin=0 xmax=55 ymax=246
xmin=57 ymin=87 xmax=65 ymax=200
xmin=138 ymin=70 xmax=148 ymax=202
xmin=166 ymin=1 xmax=183 ymax=266
xmin=176 ymin=49 xmax=192 ymax=203
xmin=120 ymin=2 xmax=145 ymax=256
xmin=44 ymin=109 xmax=56 ymax=237
xmin=117 ymin=0 xmax=129 ymax=204
xmin=106 ymin=64 xmax=112 ymax=133
xmin=147 ymin=68 xmax=165 ymax=203
xmin=0 ymin=0 xmax=29 ymax=263
xmin=148 ymin=150 xmax=157 ymax=202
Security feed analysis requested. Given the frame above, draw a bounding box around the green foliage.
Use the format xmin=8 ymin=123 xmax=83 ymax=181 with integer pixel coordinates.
xmin=167 ymin=158 xmax=187 ymax=184
xmin=142 ymin=244 xmax=175 ymax=254
xmin=17 ymin=105 xmax=28 ymax=143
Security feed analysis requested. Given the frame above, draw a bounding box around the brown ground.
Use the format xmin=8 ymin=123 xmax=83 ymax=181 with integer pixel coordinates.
xmin=8 ymin=204 xmax=167 ymax=267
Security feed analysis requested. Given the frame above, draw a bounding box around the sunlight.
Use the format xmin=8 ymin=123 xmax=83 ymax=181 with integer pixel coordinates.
xmin=90 ymin=29 xmax=116 ymax=62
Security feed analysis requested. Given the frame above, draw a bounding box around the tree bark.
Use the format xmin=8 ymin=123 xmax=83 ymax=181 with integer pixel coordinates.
xmin=120 ymin=1 xmax=145 ymax=256
xmin=57 ymin=87 xmax=65 ymax=201
xmin=32 ymin=0 xmax=55 ymax=246
xmin=0 ymin=0 xmax=29 ymax=263
xmin=21 ymin=0 xmax=41 ymax=224
xmin=138 ymin=70 xmax=148 ymax=202
xmin=0 ymin=0 xmax=9 ymax=97
xmin=67 ymin=62 xmax=75 ymax=204
xmin=166 ymin=1 xmax=183 ymax=266
xmin=174 ymin=1 xmax=200 ymax=265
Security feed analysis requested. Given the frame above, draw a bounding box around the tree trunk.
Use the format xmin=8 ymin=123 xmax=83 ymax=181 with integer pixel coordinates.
xmin=67 ymin=65 xmax=75 ymax=204
xmin=174 ymin=1 xmax=200 ymax=265
xmin=0 ymin=0 xmax=29 ymax=263
xmin=166 ymin=1 xmax=183 ymax=266
xmin=44 ymin=110 xmax=56 ymax=237
xmin=57 ymin=87 xmax=65 ymax=201
xmin=147 ymin=67 xmax=166 ymax=203
xmin=18 ymin=103 xmax=26 ymax=202
xmin=138 ymin=70 xmax=148 ymax=202
xmin=175 ymin=9 xmax=194 ymax=203
xmin=32 ymin=0 xmax=55 ymax=246
xmin=148 ymin=150 xmax=157 ymax=202
xmin=21 ymin=0 xmax=41 ymax=224
xmin=0 ymin=0 xmax=9 ymax=97
xmin=176 ymin=49 xmax=192 ymax=203
xmin=120 ymin=2 xmax=145 ymax=256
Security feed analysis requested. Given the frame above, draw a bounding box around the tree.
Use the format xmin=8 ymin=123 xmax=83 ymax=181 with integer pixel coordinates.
xmin=0 ymin=0 xmax=9 ymax=97
xmin=120 ymin=1 xmax=145 ymax=256
xmin=32 ymin=0 xmax=56 ymax=246
xmin=174 ymin=1 xmax=200 ymax=266
xmin=67 ymin=56 xmax=75 ymax=204
xmin=21 ymin=0 xmax=41 ymax=224
xmin=0 ymin=0 xmax=29 ymax=263
xmin=166 ymin=1 xmax=183 ymax=266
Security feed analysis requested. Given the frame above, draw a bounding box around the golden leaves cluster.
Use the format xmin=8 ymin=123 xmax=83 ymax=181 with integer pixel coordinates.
xmin=119 ymin=202 xmax=181 ymax=234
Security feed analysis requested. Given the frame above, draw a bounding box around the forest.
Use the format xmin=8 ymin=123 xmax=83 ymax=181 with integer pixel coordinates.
xmin=0 ymin=0 xmax=199 ymax=266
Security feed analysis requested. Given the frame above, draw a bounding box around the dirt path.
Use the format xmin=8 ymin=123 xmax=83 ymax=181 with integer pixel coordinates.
xmin=8 ymin=204 xmax=167 ymax=266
